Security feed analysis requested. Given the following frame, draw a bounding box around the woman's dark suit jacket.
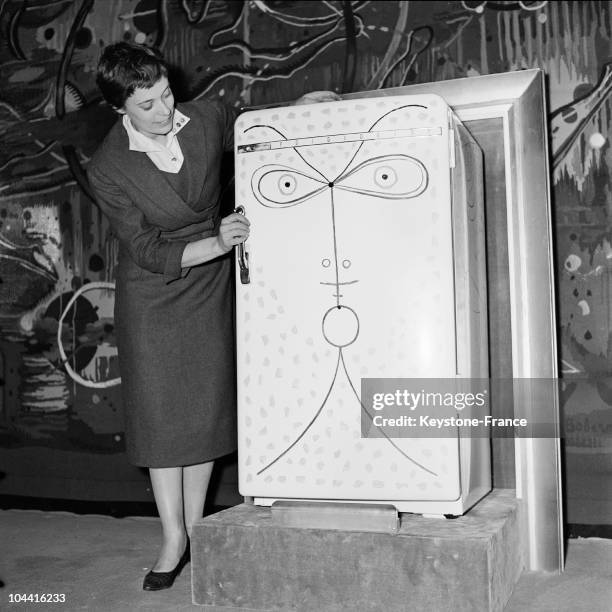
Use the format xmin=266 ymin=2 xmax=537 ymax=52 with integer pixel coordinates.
xmin=87 ymin=100 xmax=238 ymax=468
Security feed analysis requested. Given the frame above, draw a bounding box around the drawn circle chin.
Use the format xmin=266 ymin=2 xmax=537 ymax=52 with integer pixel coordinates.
xmin=322 ymin=305 xmax=359 ymax=347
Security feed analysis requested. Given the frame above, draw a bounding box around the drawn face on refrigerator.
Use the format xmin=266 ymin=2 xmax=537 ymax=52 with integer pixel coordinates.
xmin=235 ymin=95 xmax=468 ymax=503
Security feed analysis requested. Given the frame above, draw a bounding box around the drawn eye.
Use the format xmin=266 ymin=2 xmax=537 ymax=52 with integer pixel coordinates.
xmin=335 ymin=155 xmax=428 ymax=200
xmin=374 ymin=166 xmax=397 ymax=189
xmin=278 ymin=174 xmax=297 ymax=195
xmin=252 ymin=165 xmax=327 ymax=208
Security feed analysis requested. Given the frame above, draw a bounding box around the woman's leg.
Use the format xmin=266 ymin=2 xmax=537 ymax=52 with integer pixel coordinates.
xmin=149 ymin=467 xmax=188 ymax=571
xmin=183 ymin=461 xmax=215 ymax=536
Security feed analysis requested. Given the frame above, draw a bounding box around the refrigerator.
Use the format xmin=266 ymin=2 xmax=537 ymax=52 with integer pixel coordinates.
xmin=233 ymin=93 xmax=490 ymax=515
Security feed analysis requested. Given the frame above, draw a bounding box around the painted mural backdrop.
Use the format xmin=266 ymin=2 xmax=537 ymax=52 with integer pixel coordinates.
xmin=0 ymin=1 xmax=610 ymax=474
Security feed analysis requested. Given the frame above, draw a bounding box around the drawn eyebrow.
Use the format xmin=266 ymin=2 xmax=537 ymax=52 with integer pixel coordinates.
xmin=244 ymin=123 xmax=287 ymax=139
xmin=245 ymin=103 xmax=430 ymax=185
xmin=334 ymin=104 xmax=429 ymax=181
xmin=368 ymin=103 xmax=428 ymax=131
xmin=244 ymin=123 xmax=329 ymax=182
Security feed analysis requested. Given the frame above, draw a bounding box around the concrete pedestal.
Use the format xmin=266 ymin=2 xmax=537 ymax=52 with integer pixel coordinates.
xmin=191 ymin=489 xmax=522 ymax=611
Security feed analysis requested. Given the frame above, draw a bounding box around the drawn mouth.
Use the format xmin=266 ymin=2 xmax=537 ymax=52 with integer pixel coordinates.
xmin=320 ymin=280 xmax=359 ymax=286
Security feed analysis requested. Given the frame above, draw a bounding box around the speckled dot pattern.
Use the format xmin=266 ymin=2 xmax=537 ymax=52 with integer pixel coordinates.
xmin=235 ymin=95 xmax=481 ymax=505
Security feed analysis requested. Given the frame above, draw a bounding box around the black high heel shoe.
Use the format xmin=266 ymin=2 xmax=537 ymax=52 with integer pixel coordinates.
xmin=142 ymin=541 xmax=190 ymax=591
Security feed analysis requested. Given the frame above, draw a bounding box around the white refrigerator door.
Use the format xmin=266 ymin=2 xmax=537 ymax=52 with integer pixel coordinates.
xmin=235 ymin=95 xmax=465 ymax=504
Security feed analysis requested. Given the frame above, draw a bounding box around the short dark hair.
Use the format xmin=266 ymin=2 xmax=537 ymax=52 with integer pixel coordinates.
xmin=96 ymin=42 xmax=168 ymax=109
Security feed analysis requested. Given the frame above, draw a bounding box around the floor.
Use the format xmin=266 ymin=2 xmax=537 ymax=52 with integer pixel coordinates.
xmin=1 ymin=508 xmax=611 ymax=612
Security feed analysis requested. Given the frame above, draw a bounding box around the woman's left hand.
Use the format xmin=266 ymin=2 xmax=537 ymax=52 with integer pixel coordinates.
xmin=294 ymin=91 xmax=341 ymax=106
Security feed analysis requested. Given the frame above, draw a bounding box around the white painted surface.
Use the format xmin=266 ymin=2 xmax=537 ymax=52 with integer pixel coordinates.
xmin=234 ymin=95 xmax=490 ymax=512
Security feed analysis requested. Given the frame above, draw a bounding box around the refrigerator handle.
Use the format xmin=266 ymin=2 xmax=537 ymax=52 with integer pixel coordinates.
xmin=235 ymin=206 xmax=250 ymax=284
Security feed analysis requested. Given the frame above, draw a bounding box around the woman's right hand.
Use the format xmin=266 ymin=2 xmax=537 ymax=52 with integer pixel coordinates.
xmin=217 ymin=212 xmax=250 ymax=253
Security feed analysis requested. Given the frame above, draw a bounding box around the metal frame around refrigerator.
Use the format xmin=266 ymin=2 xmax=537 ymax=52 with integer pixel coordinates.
xmin=343 ymin=69 xmax=562 ymax=573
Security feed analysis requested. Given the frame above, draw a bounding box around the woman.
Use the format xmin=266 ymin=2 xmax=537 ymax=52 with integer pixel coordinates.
xmin=89 ymin=42 xmax=336 ymax=591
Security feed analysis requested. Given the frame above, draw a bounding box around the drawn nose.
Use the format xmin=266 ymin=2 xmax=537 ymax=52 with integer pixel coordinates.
xmin=322 ymin=198 xmax=355 ymax=297
xmin=320 ymin=256 xmax=356 ymax=291
xmin=320 ymin=256 xmax=344 ymax=281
